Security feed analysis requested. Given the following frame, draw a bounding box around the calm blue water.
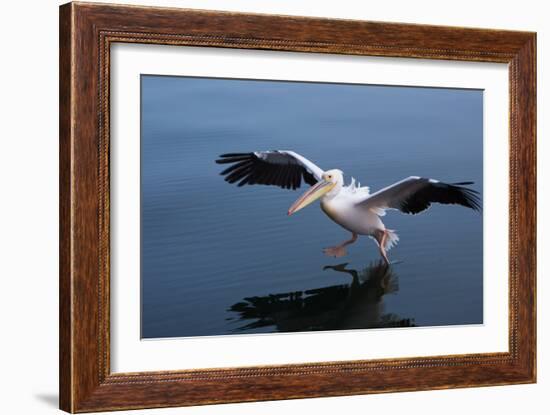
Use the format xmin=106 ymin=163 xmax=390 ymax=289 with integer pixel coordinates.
xmin=141 ymin=75 xmax=483 ymax=339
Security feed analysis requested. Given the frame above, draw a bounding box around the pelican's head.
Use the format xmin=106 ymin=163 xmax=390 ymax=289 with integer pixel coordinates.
xmin=322 ymin=169 xmax=344 ymax=186
xmin=288 ymin=169 xmax=343 ymax=216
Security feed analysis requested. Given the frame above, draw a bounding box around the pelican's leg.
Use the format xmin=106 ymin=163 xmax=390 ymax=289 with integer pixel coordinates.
xmin=376 ymin=230 xmax=390 ymax=265
xmin=323 ymin=233 xmax=358 ymax=258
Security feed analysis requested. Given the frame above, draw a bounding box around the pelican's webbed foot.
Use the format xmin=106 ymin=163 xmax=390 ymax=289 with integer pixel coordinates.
xmin=323 ymin=246 xmax=348 ymax=258
xmin=322 ymin=233 xmax=358 ymax=258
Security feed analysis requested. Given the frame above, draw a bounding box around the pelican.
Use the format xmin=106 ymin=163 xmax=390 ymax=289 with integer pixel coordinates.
xmin=216 ymin=151 xmax=481 ymax=264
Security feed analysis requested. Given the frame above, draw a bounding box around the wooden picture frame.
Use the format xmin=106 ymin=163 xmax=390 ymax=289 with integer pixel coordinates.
xmin=59 ymin=2 xmax=536 ymax=412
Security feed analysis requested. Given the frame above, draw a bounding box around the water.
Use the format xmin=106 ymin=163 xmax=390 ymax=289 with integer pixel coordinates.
xmin=141 ymin=75 xmax=483 ymax=339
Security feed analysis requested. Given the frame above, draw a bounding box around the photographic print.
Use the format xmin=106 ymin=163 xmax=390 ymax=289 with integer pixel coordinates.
xmin=140 ymin=75 xmax=483 ymax=339
xmin=59 ymin=5 xmax=536 ymax=409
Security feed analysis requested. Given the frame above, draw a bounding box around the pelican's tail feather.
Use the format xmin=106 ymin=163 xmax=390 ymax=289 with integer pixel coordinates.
xmin=385 ymin=230 xmax=399 ymax=251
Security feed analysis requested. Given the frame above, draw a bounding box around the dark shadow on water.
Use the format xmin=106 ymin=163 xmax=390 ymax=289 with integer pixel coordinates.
xmin=227 ymin=260 xmax=415 ymax=333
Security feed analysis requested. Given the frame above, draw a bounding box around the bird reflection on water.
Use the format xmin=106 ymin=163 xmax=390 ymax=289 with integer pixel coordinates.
xmin=227 ymin=261 xmax=415 ymax=333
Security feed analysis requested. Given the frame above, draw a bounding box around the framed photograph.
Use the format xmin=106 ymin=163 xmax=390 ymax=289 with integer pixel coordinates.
xmin=59 ymin=2 xmax=536 ymax=412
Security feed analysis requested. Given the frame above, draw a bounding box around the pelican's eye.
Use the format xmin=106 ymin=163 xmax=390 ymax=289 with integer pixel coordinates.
xmin=327 ymin=175 xmax=332 ymax=180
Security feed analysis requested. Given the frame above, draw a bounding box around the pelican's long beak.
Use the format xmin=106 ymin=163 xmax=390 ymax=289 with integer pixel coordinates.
xmin=288 ymin=180 xmax=336 ymax=216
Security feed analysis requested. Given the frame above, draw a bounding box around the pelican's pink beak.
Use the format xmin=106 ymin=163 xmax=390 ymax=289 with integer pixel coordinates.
xmin=288 ymin=180 xmax=335 ymax=216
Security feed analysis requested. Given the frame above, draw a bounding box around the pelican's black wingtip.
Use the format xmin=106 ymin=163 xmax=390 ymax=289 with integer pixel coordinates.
xmin=462 ymin=188 xmax=482 ymax=212
xmin=215 ymin=153 xmax=255 ymax=164
xmin=449 ymin=181 xmax=482 ymax=212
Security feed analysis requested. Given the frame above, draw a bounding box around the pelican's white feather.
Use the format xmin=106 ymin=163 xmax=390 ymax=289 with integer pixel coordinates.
xmin=347 ymin=177 xmax=370 ymax=195
xmin=281 ymin=150 xmax=324 ymax=182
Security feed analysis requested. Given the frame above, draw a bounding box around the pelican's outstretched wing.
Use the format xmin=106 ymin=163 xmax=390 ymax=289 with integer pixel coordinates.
xmin=215 ymin=151 xmax=324 ymax=190
xmin=357 ymin=176 xmax=481 ymax=215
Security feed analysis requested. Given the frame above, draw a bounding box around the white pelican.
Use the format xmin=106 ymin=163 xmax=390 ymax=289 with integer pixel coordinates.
xmin=216 ymin=151 xmax=481 ymax=264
